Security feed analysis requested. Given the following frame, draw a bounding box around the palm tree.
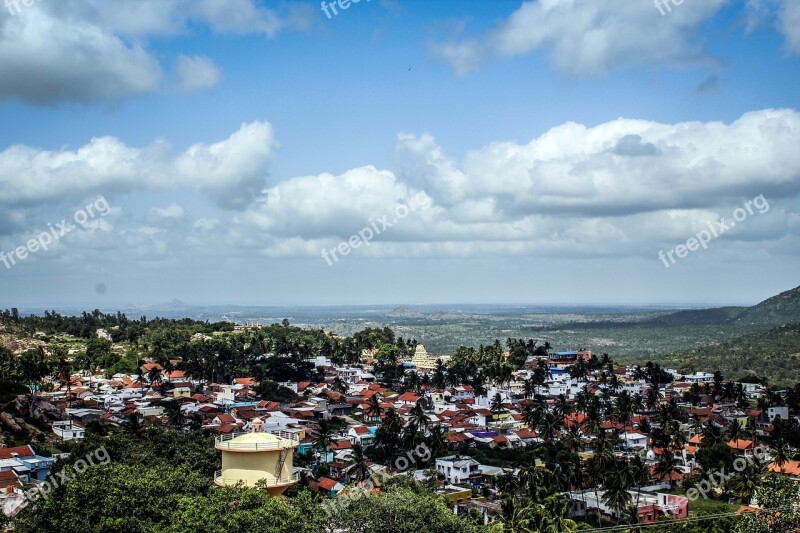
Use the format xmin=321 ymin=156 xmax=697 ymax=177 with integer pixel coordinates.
xmin=522 ymin=399 xmax=546 ymax=430
xmin=315 ymin=418 xmax=334 ymax=463
xmin=773 ymin=438 xmax=791 ymax=470
xmin=602 ymin=471 xmax=633 ymax=523
xmin=410 ymin=400 xmax=430 ymax=429
xmin=726 ymin=419 xmax=743 ymax=451
xmin=728 ymin=460 xmax=766 ymax=502
xmin=655 ymin=449 xmax=677 ymax=488
xmin=426 ymin=424 xmax=447 ymax=458
xmin=490 ymin=393 xmax=505 ymax=415
xmin=628 ymin=455 xmax=650 ymax=511
xmin=365 ymin=394 xmax=381 ymax=423
xmin=347 ymin=443 xmax=371 ymax=483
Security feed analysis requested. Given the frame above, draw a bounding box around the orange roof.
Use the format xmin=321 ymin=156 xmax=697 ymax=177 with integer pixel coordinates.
xmin=728 ymin=439 xmax=755 ymax=450
xmin=770 ymin=460 xmax=800 ymax=476
xmin=397 ymin=392 xmax=421 ymax=402
xmin=318 ymin=477 xmax=338 ymax=491
xmin=688 ymin=434 xmax=704 ymax=445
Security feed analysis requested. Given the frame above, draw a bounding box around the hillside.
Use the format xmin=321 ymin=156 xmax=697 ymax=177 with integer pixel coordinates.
xmin=648 ymin=285 xmax=800 ymax=327
xmin=662 ymin=322 xmax=800 ymax=385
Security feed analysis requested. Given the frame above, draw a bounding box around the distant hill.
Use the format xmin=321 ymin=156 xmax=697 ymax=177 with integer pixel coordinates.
xmin=662 ymin=322 xmax=800 ymax=385
xmin=648 ymin=285 xmax=800 ymax=327
xmin=386 ymin=305 xmax=427 ymax=319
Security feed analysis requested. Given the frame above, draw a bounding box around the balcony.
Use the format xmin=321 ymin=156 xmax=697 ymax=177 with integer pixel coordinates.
xmin=215 ymin=431 xmax=300 ymax=451
xmin=213 ymin=469 xmax=300 ymax=487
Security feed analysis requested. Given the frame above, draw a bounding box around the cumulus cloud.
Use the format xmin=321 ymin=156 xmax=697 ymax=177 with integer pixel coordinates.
xmin=232 ymin=108 xmax=800 ymax=260
xmin=0 ymin=121 xmax=277 ymax=210
xmin=432 ymin=0 xmax=727 ymax=75
xmin=2 ymin=109 xmax=798 ymax=266
xmin=0 ymin=0 xmax=308 ymax=104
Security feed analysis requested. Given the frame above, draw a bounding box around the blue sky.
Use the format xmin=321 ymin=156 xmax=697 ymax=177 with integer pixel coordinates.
xmin=0 ymin=0 xmax=798 ymax=308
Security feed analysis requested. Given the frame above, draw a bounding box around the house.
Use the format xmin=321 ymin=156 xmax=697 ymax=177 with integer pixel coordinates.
xmin=395 ymin=392 xmax=421 ymax=406
xmin=0 ymin=445 xmax=56 ymax=482
xmin=347 ymin=425 xmax=374 ymax=446
xmin=52 ymin=420 xmax=85 ymax=440
xmin=728 ymin=439 xmax=758 ymax=457
xmin=436 ymin=455 xmax=482 ymax=485
xmin=769 ymin=460 xmax=800 ymax=482
xmin=624 ymin=432 xmax=648 ymax=450
xmin=316 ymin=476 xmax=344 ymax=497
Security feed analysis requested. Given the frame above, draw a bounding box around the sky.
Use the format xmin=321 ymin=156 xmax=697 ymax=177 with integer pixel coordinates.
xmin=0 ymin=0 xmax=798 ymax=308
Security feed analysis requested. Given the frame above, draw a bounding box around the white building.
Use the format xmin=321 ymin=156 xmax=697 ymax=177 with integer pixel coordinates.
xmin=436 ymin=455 xmax=481 ymax=485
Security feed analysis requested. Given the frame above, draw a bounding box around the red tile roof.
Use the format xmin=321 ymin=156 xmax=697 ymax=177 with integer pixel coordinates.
xmin=318 ymin=477 xmax=338 ymax=491
xmin=0 ymin=445 xmax=35 ymax=460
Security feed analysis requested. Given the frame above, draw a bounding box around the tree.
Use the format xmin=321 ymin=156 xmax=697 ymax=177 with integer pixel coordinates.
xmin=490 ymin=393 xmax=505 ymax=415
xmin=348 ymin=443 xmax=371 ymax=483
xmin=728 ymin=459 xmax=766 ymax=502
xmin=602 ymin=467 xmax=633 ymax=523
xmin=365 ymin=393 xmax=382 ymax=422
xmin=14 ymin=463 xmax=209 ymax=532
xmin=327 ymin=485 xmax=480 ymax=533
xmin=166 ymin=488 xmax=324 ymax=533
xmin=315 ymin=419 xmax=334 ymax=463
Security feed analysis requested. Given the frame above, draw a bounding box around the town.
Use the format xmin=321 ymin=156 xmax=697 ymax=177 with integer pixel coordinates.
xmin=1 ymin=310 xmax=798 ymax=531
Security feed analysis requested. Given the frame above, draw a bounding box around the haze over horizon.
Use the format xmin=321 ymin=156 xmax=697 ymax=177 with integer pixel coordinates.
xmin=1 ymin=0 xmax=799 ymax=308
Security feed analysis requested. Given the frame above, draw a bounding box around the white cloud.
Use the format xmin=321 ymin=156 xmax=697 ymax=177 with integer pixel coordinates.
xmin=0 ymin=0 xmax=307 ymax=104
xmin=233 ymin=108 xmax=800 ymax=260
xmin=2 ymin=110 xmax=798 ymax=266
xmin=175 ymin=55 xmax=221 ymax=91
xmin=0 ymin=121 xmax=277 ymax=210
xmin=778 ymin=0 xmax=800 ymax=53
xmin=433 ymin=0 xmax=728 ymax=75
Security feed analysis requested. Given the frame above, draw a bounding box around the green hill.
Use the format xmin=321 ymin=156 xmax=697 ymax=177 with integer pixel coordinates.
xmin=662 ymin=322 xmax=800 ymax=386
xmin=649 ymin=285 xmax=800 ymax=327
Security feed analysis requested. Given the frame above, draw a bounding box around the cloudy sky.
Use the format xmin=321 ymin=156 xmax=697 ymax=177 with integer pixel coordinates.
xmin=0 ymin=0 xmax=798 ymax=308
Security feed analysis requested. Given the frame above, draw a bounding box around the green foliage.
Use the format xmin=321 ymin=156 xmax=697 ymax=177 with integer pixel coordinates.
xmin=163 ymin=487 xmax=325 ymax=533
xmin=14 ymin=463 xmax=210 ymax=532
xmin=255 ymin=379 xmax=298 ymax=403
xmin=326 ymin=485 xmax=480 ymax=533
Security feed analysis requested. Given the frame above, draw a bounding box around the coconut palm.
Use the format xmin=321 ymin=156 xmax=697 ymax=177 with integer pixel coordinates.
xmin=365 ymin=393 xmax=381 ymax=422
xmin=728 ymin=460 xmax=766 ymax=502
xmin=490 ymin=393 xmax=505 ymax=414
xmin=315 ymin=418 xmax=334 ymax=463
xmin=602 ymin=471 xmax=633 ymax=523
xmin=347 ymin=443 xmax=371 ymax=483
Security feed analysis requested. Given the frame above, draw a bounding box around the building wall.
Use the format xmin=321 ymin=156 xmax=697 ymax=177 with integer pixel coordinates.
xmin=220 ymin=449 xmax=294 ymax=487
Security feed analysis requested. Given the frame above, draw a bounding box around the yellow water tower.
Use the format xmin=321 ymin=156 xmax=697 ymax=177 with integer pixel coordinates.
xmin=214 ymin=418 xmax=300 ymax=496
